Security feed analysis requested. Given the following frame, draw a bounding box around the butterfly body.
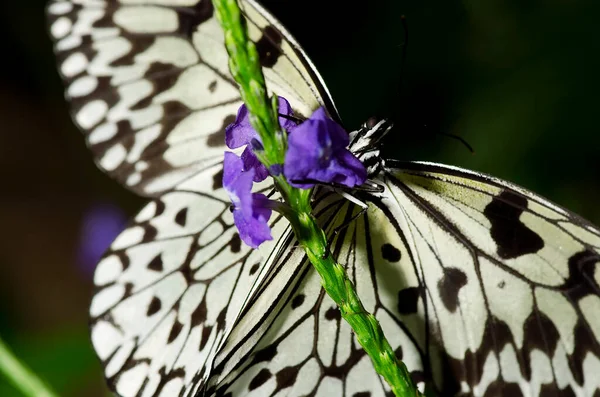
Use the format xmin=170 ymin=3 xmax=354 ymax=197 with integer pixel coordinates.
xmin=47 ymin=0 xmax=600 ymax=396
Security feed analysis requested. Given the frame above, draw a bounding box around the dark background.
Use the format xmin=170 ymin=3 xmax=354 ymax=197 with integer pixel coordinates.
xmin=1 ymin=0 xmax=598 ymax=396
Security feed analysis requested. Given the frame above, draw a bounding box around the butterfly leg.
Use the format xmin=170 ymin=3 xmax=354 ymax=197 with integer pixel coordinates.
xmin=324 ymin=192 xmax=368 ymax=258
xmin=292 ymin=179 xmax=384 ymax=194
xmin=335 ymin=189 xmax=369 ymax=210
xmin=359 ymin=180 xmax=385 ymax=193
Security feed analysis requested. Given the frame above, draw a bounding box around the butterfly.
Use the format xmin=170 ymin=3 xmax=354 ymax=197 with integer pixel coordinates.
xmin=47 ymin=0 xmax=600 ymax=396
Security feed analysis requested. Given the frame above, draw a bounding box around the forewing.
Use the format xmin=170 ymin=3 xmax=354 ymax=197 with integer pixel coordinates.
xmin=89 ymin=164 xmax=292 ymax=397
xmin=384 ymin=160 xmax=600 ymax=396
xmin=46 ymin=0 xmax=336 ymax=196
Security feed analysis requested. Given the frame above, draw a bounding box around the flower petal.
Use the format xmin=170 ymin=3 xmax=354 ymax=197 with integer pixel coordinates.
xmin=276 ymin=97 xmax=298 ymax=132
xmin=284 ymin=107 xmax=366 ymax=189
xmin=225 ymin=97 xmax=298 ymax=149
xmin=241 ymin=146 xmax=269 ymax=182
xmin=337 ymin=149 xmax=368 ymax=184
xmin=310 ymin=107 xmax=349 ymax=149
xmin=232 ymin=206 xmax=272 ymax=248
xmin=225 ymin=105 xmax=255 ymax=149
xmin=223 ymin=151 xmax=273 ymax=248
xmin=223 ymin=151 xmax=254 ymax=215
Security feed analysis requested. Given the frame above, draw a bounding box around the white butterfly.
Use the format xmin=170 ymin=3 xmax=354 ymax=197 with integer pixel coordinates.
xmin=47 ymin=0 xmax=600 ymax=396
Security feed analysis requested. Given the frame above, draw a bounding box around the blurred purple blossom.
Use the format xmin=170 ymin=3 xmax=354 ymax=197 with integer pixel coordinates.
xmin=76 ymin=202 xmax=127 ymax=277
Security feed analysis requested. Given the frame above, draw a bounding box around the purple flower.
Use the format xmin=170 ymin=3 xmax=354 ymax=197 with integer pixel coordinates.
xmin=225 ymin=97 xmax=297 ymax=182
xmin=223 ymin=152 xmax=273 ymax=248
xmin=284 ymin=108 xmax=367 ymax=189
xmin=240 ymin=146 xmax=269 ymax=182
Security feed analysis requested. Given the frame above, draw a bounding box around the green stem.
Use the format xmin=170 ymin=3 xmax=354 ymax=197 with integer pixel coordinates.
xmin=0 ymin=335 xmax=59 ymax=397
xmin=211 ymin=0 xmax=422 ymax=395
xmin=292 ymin=212 xmax=419 ymax=397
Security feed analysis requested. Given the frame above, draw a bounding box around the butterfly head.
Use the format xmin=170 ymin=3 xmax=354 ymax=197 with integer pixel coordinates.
xmin=348 ymin=117 xmax=393 ymax=176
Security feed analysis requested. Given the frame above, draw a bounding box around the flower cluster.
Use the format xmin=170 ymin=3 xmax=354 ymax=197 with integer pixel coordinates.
xmin=223 ymin=97 xmax=367 ymax=248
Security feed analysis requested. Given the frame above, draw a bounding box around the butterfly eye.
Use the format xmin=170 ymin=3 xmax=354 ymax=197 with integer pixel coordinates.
xmin=366 ymin=116 xmax=381 ymax=129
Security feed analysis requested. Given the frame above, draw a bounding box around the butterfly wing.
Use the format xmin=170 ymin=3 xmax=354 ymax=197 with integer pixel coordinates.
xmin=47 ymin=0 xmax=340 ymax=395
xmin=379 ymin=160 xmax=600 ymax=395
xmin=46 ymin=0 xmax=336 ymax=196
xmin=89 ymin=164 xmax=297 ymax=396
xmin=204 ymin=161 xmax=600 ymax=396
xmin=202 ymin=191 xmax=427 ymax=396
xmin=49 ymin=0 xmax=600 ymax=395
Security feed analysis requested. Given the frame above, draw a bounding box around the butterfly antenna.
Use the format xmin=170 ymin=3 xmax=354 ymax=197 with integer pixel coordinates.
xmin=421 ymin=123 xmax=475 ymax=154
xmin=394 ymin=17 xmax=474 ymax=156
xmin=438 ymin=131 xmax=475 ymax=154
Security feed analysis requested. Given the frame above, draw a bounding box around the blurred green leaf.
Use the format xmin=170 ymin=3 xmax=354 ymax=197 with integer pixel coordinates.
xmin=0 ymin=328 xmax=104 ymax=397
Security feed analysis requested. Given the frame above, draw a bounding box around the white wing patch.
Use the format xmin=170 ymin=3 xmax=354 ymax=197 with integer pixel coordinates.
xmin=205 ymin=192 xmax=426 ymax=396
xmin=47 ymin=0 xmax=334 ymax=196
xmin=383 ymin=161 xmax=600 ymax=395
xmin=89 ymin=164 xmax=292 ymax=396
xmin=85 ymin=155 xmax=600 ymax=396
